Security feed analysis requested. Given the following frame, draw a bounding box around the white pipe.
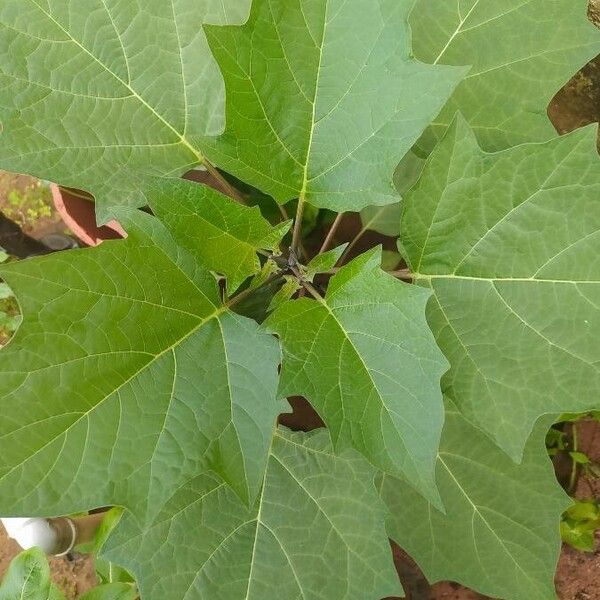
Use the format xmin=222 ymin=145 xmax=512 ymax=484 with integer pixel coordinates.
xmin=1 ymin=517 xmax=76 ymax=556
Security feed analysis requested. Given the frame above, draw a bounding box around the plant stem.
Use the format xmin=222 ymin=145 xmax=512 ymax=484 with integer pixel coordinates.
xmin=569 ymin=422 xmax=580 ymax=493
xmin=318 ymin=212 xmax=345 ymax=255
xmin=299 ymin=279 xmax=325 ymax=303
xmin=202 ymin=159 xmax=245 ymax=204
xmin=277 ymin=204 xmax=290 ymax=222
xmin=336 ymin=225 xmax=367 ymax=266
xmin=226 ymin=273 xmax=283 ymax=309
xmin=389 ymin=268 xmax=412 ymax=281
xmin=292 ymin=198 xmax=306 ymax=257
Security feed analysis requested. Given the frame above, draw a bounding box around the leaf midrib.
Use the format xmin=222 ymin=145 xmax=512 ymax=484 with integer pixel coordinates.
xmin=0 ymin=305 xmax=226 ymax=487
xmin=308 ymin=296 xmax=419 ymax=471
xmin=437 ymin=454 xmax=540 ymax=592
xmin=413 ymin=273 xmax=600 ymax=284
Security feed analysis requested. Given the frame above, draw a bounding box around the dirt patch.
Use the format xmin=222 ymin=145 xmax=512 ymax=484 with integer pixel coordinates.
xmin=548 ymin=1 xmax=600 ymax=139
xmin=556 ymin=535 xmax=600 ymax=600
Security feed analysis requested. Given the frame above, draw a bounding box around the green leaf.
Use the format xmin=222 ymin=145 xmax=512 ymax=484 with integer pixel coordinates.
xmin=381 ymin=406 xmax=569 ymax=600
xmin=380 ymin=250 xmax=402 ymax=272
xmin=359 ymin=152 xmax=425 ymax=237
xmin=80 ymin=584 xmax=137 ymax=600
xmin=0 ymin=1 xmax=251 ymax=218
xmin=102 ymin=428 xmax=401 ymax=600
xmin=266 ymin=248 xmax=449 ymax=505
xmin=401 ymin=117 xmax=600 ymax=460
xmin=359 ymin=204 xmax=402 ymax=238
xmin=0 ymin=283 xmax=13 ymax=299
xmin=564 ymin=500 xmax=600 ymax=523
xmin=569 ymin=451 xmax=590 ymax=464
xmin=0 ymin=209 xmax=284 ymax=525
xmin=267 ymin=277 xmax=301 ymax=313
xmin=142 ymin=178 xmax=290 ymax=290
xmin=305 ymin=244 xmax=348 ymax=281
xmin=560 ymin=500 xmax=600 ymax=552
xmin=560 ymin=520 xmax=596 ymax=552
xmin=0 ymin=548 xmax=65 ymax=600
xmin=201 ymin=0 xmax=466 ymax=212
xmin=410 ymin=0 xmax=600 ymax=150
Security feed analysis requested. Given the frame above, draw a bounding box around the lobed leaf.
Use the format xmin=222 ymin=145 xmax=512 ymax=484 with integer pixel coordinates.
xmin=142 ymin=177 xmax=290 ymax=290
xmin=410 ymin=0 xmax=600 ymax=150
xmin=102 ymin=428 xmax=401 ymax=600
xmin=0 ymin=209 xmax=284 ymax=525
xmin=201 ymin=0 xmax=466 ymax=212
xmin=0 ymin=0 xmax=251 ymax=218
xmin=266 ymin=249 xmax=449 ymax=505
xmin=401 ymin=117 xmax=600 ymax=459
xmin=381 ymin=405 xmax=569 ymax=600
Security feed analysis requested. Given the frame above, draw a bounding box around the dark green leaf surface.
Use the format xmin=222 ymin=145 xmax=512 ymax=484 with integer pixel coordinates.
xmin=0 ymin=210 xmax=283 ymax=524
xmin=305 ymin=244 xmax=347 ymax=281
xmin=143 ymin=178 xmax=290 ymax=290
xmin=359 ymin=151 xmax=425 ymax=237
xmin=359 ymin=204 xmax=402 ymax=238
xmin=0 ymin=548 xmax=65 ymax=600
xmin=103 ymin=428 xmax=401 ymax=600
xmin=267 ymin=277 xmax=300 ymax=313
xmin=381 ymin=406 xmax=569 ymax=600
xmin=0 ymin=0 xmax=250 ymax=218
xmin=266 ymin=249 xmax=449 ymax=505
xmin=410 ymin=0 xmax=600 ymax=150
xmin=401 ymin=117 xmax=600 ymax=459
xmin=202 ymin=0 xmax=466 ymax=211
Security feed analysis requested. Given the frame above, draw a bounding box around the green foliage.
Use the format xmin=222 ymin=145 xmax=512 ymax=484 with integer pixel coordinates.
xmin=80 ymin=583 xmax=138 ymax=600
xmin=560 ymin=501 xmax=600 ymax=552
xmin=201 ymin=0 xmax=466 ymax=211
xmin=401 ymin=117 xmax=600 ymax=461
xmin=0 ymin=0 xmax=251 ymax=218
xmin=0 ymin=548 xmax=65 ymax=600
xmin=0 ymin=548 xmax=138 ymax=600
xmin=141 ymin=178 xmax=290 ymax=290
xmin=0 ymin=210 xmax=284 ymax=517
xmin=266 ymin=249 xmax=448 ymax=505
xmin=381 ymin=409 xmax=569 ymax=600
xmin=0 ymin=0 xmax=598 ymax=598
xmin=410 ymin=0 xmax=600 ymax=151
xmin=102 ymin=429 xmax=400 ymax=600
xmin=4 ymin=182 xmax=53 ymax=230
